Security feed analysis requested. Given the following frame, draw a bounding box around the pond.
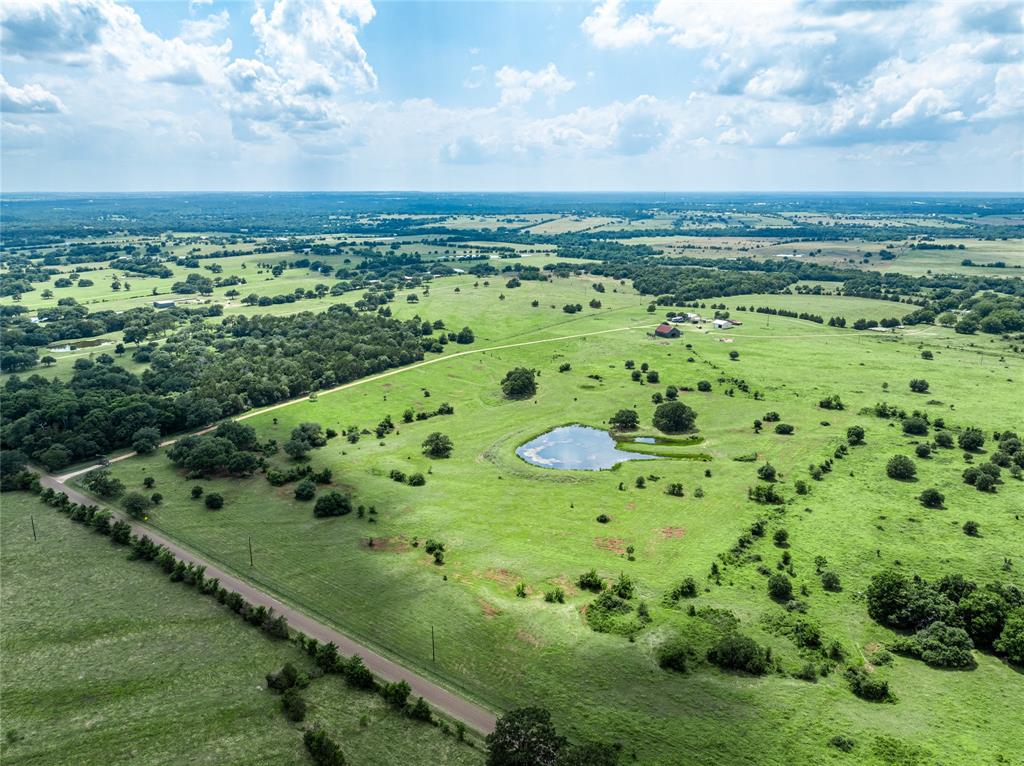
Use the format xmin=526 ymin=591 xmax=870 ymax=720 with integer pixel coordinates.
xmin=516 ymin=425 xmax=658 ymax=471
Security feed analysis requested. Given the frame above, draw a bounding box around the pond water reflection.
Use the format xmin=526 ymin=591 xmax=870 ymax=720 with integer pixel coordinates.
xmin=516 ymin=425 xmax=658 ymax=471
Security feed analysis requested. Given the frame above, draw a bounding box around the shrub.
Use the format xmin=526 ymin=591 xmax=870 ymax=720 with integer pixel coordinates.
xmin=768 ymin=573 xmax=793 ymax=601
xmin=909 ymin=379 xmax=929 ymax=393
xmin=294 ymin=479 xmax=317 ymax=501
xmin=821 ymin=571 xmax=842 ymax=592
xmin=380 ymin=680 xmax=411 ymax=708
xmin=190 ymin=485 xmax=204 ymax=499
xmin=596 ymin=513 xmax=610 ymax=523
xmin=422 ymin=432 xmax=453 ymax=458
xmin=501 ymin=367 xmax=537 ymax=399
xmin=407 ymin=472 xmax=426 ymax=486
xmin=892 ymin=621 xmax=974 ymax=669
xmin=673 ymin=577 xmax=698 ymax=599
xmin=657 ymin=638 xmax=690 ymax=672
xmin=958 ymin=427 xmax=985 ymax=452
xmin=266 ymin=662 xmax=299 ymax=692
xmin=773 ymin=528 xmax=789 ymax=546
xmin=963 ymin=520 xmax=980 ymax=537
xmin=609 ymin=409 xmax=640 ymax=430
xmin=314 ymin=492 xmax=352 ymax=517
xmin=915 ymin=443 xmax=931 ymax=459
xmin=829 ymin=735 xmax=856 ymax=753
xmin=707 ymin=634 xmax=771 ymax=675
xmin=886 ymin=455 xmax=916 ymax=480
xmin=408 ymin=696 xmax=432 ymax=722
xmin=902 ymin=417 xmax=928 ymax=436
xmin=919 ymin=488 xmax=944 ymax=508
xmin=774 ymin=423 xmax=794 ymax=435
xmin=204 ymin=493 xmax=224 ymax=510
xmin=544 ymin=587 xmax=565 ymax=603
xmin=757 ymin=463 xmax=777 ymax=482
xmin=935 ymin=430 xmax=954 ymax=448
xmin=846 ymin=425 xmax=865 ymax=445
xmin=652 ymin=401 xmax=698 ymax=433
xmin=281 ymin=688 xmax=307 ymax=721
xmin=344 ymin=656 xmax=375 ymax=690
xmin=697 ymin=380 xmax=712 ymax=392
xmin=303 ymin=728 xmax=346 ymax=766
xmin=121 ymin=492 xmax=151 ymax=519
xmin=844 ymin=666 xmax=890 ymax=701
xmin=577 ymin=569 xmax=603 ymax=592
xmin=995 ymin=608 xmax=1024 ymax=664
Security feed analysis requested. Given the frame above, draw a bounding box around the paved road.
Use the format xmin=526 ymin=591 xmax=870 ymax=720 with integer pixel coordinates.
xmin=37 ymin=472 xmax=499 ymax=735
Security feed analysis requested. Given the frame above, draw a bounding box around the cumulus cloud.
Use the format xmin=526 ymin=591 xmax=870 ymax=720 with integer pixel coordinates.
xmin=581 ymin=0 xmax=1024 ymax=148
xmin=495 ymin=63 xmax=574 ymax=106
xmin=0 ymin=74 xmax=66 ymax=113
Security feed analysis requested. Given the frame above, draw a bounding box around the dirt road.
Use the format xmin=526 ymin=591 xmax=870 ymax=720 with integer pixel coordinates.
xmin=37 ymin=472 xmax=499 ymax=735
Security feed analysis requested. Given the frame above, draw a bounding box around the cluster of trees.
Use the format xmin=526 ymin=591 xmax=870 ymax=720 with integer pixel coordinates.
xmin=486 ymin=707 xmax=622 ymax=766
xmin=652 ymin=401 xmax=697 ymax=434
xmin=501 ymin=367 xmax=538 ymax=399
xmin=2 ymin=306 xmax=456 ymax=470
xmin=167 ymin=421 xmax=265 ymax=477
xmin=866 ymin=570 xmax=1023 ymax=668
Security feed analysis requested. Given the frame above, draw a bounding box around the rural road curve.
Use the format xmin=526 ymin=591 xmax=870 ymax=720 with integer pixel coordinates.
xmin=36 ymin=472 xmax=500 ymax=735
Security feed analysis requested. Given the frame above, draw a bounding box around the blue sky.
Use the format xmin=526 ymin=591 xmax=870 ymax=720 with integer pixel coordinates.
xmin=1 ymin=0 xmax=1022 ymax=192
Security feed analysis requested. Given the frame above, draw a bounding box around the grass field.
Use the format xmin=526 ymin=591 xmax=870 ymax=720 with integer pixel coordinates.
xmin=89 ymin=276 xmax=1024 ymax=765
xmin=0 ymin=492 xmax=482 ymax=766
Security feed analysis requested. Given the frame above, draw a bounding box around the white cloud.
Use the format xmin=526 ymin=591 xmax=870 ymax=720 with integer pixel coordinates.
xmin=495 ymin=63 xmax=574 ymax=106
xmin=580 ymin=0 xmax=660 ymax=49
xmin=0 ymin=74 xmax=66 ymax=113
xmin=181 ymin=10 xmax=230 ymax=43
xmin=463 ymin=64 xmax=487 ymax=90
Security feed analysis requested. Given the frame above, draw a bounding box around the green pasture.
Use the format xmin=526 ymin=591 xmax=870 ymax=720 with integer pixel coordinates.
xmin=0 ymin=492 xmax=481 ymax=766
xmin=92 ymin=278 xmax=1024 ymax=765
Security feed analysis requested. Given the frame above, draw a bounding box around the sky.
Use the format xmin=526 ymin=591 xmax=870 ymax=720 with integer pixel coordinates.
xmin=1 ymin=0 xmax=1022 ymax=192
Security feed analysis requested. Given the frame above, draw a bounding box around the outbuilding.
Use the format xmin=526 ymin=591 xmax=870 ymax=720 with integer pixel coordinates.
xmin=153 ymin=300 xmax=176 ymax=309
xmin=654 ymin=323 xmax=681 ymax=338
xmin=713 ymin=319 xmax=734 ymax=329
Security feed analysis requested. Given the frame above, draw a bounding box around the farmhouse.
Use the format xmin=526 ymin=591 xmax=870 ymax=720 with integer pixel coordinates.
xmin=685 ymin=312 xmax=702 ymax=323
xmin=654 ymin=323 xmax=681 ymax=338
xmin=153 ymin=300 xmax=176 ymax=309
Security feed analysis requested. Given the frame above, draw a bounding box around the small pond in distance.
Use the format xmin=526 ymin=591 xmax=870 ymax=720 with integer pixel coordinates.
xmin=516 ymin=425 xmax=658 ymax=471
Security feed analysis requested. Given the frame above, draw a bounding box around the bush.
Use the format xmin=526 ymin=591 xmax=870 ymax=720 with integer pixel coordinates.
xmin=821 ymin=571 xmax=842 ymax=592
xmin=886 ymin=455 xmax=916 ymax=480
xmin=707 ymin=633 xmax=771 ymax=675
xmin=995 ymin=608 xmax=1024 ymax=664
xmin=501 ymin=367 xmax=537 ymax=399
xmin=190 ymin=485 xmax=204 ymax=499
xmin=919 ymin=488 xmax=944 ymax=508
xmin=294 ymin=479 xmax=317 ymax=501
xmin=344 ymin=656 xmax=375 ymax=690
xmin=380 ymin=680 xmax=411 ymax=708
xmin=577 ymin=569 xmax=603 ymax=592
xmin=915 ymin=443 xmax=932 ymax=459
xmin=652 ymin=401 xmax=698 ymax=433
xmin=909 ymin=379 xmax=929 ymax=393
xmin=774 ymin=423 xmax=794 ymax=435
xmin=315 ymin=492 xmax=352 ymax=517
xmin=656 ymin=638 xmax=690 ymax=672
xmin=963 ymin=520 xmax=980 ymax=537
xmin=844 ymin=666 xmax=890 ymax=701
xmin=544 ymin=587 xmax=565 ymax=603
xmin=959 ymin=427 xmax=985 ymax=452
xmin=408 ymin=696 xmax=432 ymax=722
xmin=304 ymin=728 xmax=346 ymax=766
xmin=407 ymin=472 xmax=426 ymax=486
xmin=204 ymin=493 xmax=224 ymax=510
xmin=757 ymin=463 xmax=777 ymax=482
xmin=829 ymin=735 xmax=855 ymax=753
xmin=121 ymin=492 xmax=151 ymax=519
xmin=697 ymin=380 xmax=712 ymax=392
xmin=281 ymin=688 xmax=307 ymax=721
xmin=768 ymin=573 xmax=793 ymax=601
xmin=935 ymin=430 xmax=954 ymax=448
xmin=608 ymin=409 xmax=640 ymax=430
xmin=902 ymin=417 xmax=928 ymax=436
xmin=596 ymin=513 xmax=610 ymax=523
xmin=892 ymin=621 xmax=974 ymax=668
xmin=773 ymin=528 xmax=789 ymax=546
xmin=847 ymin=425 xmax=865 ymax=445
xmin=422 ymin=432 xmax=453 ymax=458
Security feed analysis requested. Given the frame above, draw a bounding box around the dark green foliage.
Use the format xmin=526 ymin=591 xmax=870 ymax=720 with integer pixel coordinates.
xmin=422 ymin=432 xmax=453 ymax=458
xmin=908 ymin=379 xmax=929 ymax=393
xmin=773 ymin=423 xmax=794 ymax=435
xmin=846 ymin=425 xmax=865 ymax=445
xmin=886 ymin=454 xmax=916 ymax=480
xmin=204 ymin=493 xmax=224 ymax=510
xmin=957 ymin=589 xmax=1007 ymax=649
xmin=958 ymin=427 xmax=985 ymax=452
xmin=380 ymin=679 xmax=411 ymax=708
xmin=82 ymin=469 xmax=125 ymax=499
xmin=829 ymin=735 xmax=856 ymax=753
xmin=314 ymin=492 xmax=352 ymax=517
xmin=656 ymin=637 xmax=690 ymax=672
xmin=608 ymin=409 xmax=639 ymax=430
xmin=757 ymin=463 xmax=777 ymax=482
xmin=821 ymin=571 xmax=842 ymax=592
xmin=707 ymin=634 xmax=771 ymax=675
xmin=844 ymin=666 xmax=891 ymax=701
xmin=501 ymin=367 xmax=538 ymax=399
xmin=131 ymin=427 xmax=161 ymax=454
xmin=408 ymin=696 xmax=432 ymax=722
xmin=190 ymin=485 xmax=204 ymax=499
xmin=866 ymin=570 xmax=955 ymax=631
xmin=281 ymin=688 xmax=306 ymax=721
xmin=902 ymin=416 xmax=928 ymax=436
xmin=344 ymin=656 xmax=375 ymax=690
xmin=919 ymin=488 xmax=944 ymax=508
xmin=963 ymin=520 xmax=980 ymax=536
xmin=486 ymin=707 xmax=565 ymax=766
xmin=935 ymin=430 xmax=954 ymax=448
xmin=652 ymin=401 xmax=698 ymax=434
xmin=995 ymin=608 xmax=1024 ymax=664
xmin=294 ymin=479 xmax=317 ymax=501
xmin=915 ymin=443 xmax=931 ymax=459
xmin=304 ymin=728 xmax=346 ymax=766
xmin=577 ymin=569 xmax=603 ymax=592
xmin=121 ymin=492 xmax=151 ymax=519
xmin=767 ymin=573 xmax=793 ymax=601
xmin=891 ymin=622 xmax=974 ymax=668
xmin=266 ymin=662 xmax=299 ymax=691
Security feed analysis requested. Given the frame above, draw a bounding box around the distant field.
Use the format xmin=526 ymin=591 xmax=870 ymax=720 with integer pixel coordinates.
xmin=92 ymin=277 xmax=1024 ymax=766
xmin=0 ymin=492 xmax=482 ymax=766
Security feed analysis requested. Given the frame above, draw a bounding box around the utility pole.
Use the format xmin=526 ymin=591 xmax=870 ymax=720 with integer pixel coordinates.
xmin=431 ymin=625 xmax=436 ymax=663
xmin=31 ymin=515 xmax=37 ymax=541
xmin=248 ymin=536 xmax=254 ymax=566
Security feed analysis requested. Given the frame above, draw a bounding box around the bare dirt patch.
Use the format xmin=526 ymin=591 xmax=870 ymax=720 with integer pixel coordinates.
xmin=550 ymin=575 xmax=579 ymax=597
xmin=478 ymin=598 xmax=502 ymax=618
xmin=516 ymin=629 xmax=540 ymax=647
xmin=483 ymin=568 xmax=518 ymax=586
xmin=625 ymin=502 xmax=636 ymax=510
xmin=660 ymin=527 xmax=688 ymax=538
xmin=361 ymin=535 xmax=410 ymax=553
xmin=594 ymin=537 xmax=627 ymax=555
